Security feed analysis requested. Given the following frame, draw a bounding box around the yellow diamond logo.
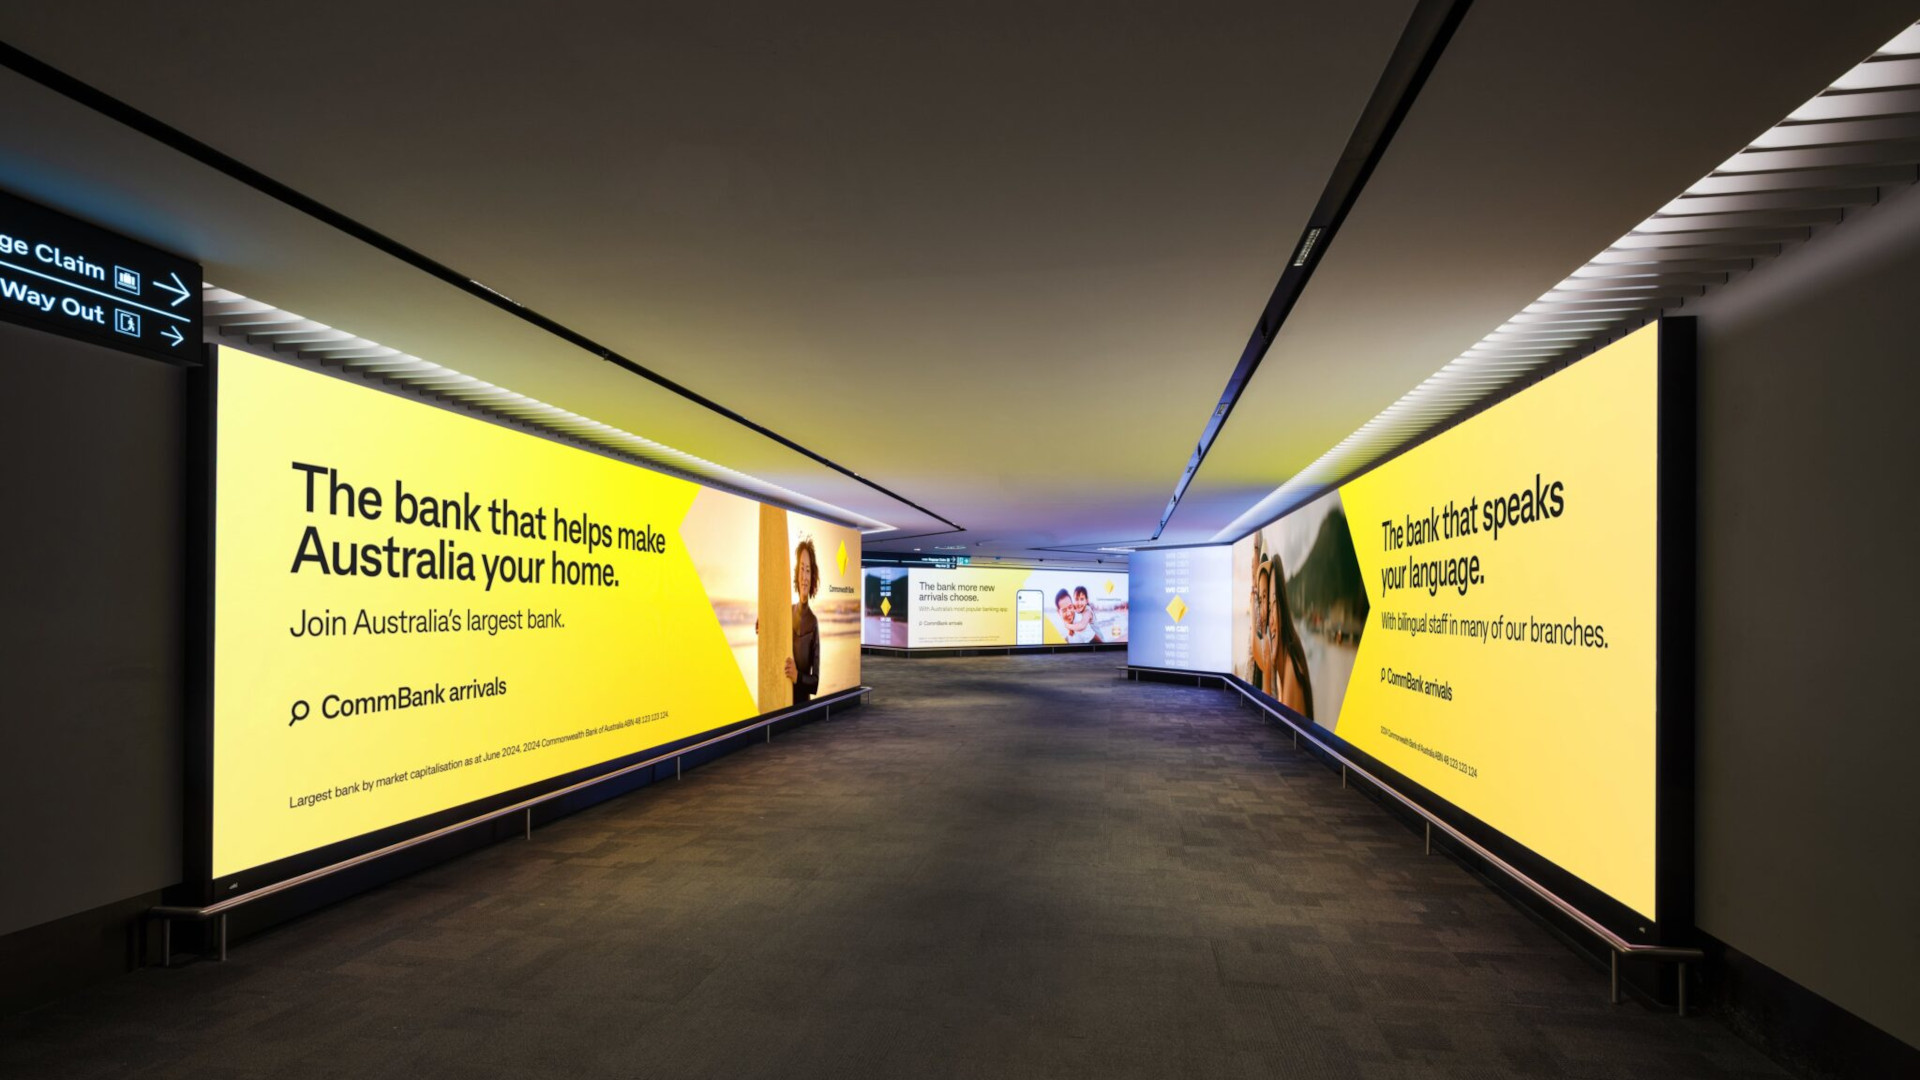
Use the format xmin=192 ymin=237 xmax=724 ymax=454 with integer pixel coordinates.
xmin=1104 ymin=579 xmax=1115 ymax=594
xmin=881 ymin=596 xmax=891 ymax=617
xmin=1165 ymin=595 xmax=1188 ymax=623
xmin=836 ymin=540 xmax=848 ymax=574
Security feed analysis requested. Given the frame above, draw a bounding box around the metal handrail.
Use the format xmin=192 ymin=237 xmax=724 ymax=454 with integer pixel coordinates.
xmin=1132 ymin=666 xmax=1701 ymax=1015
xmin=1120 ymin=663 xmax=1225 ymax=680
xmin=149 ymin=685 xmax=870 ymax=962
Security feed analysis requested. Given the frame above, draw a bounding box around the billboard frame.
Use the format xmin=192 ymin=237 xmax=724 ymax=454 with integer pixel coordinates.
xmin=1196 ymin=317 xmax=1695 ymax=949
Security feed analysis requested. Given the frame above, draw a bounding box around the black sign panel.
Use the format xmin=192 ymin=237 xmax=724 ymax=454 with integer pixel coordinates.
xmin=0 ymin=189 xmax=202 ymax=363
xmin=863 ymin=553 xmax=971 ymax=569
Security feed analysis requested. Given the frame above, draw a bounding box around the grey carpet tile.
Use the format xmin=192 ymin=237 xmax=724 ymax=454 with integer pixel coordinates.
xmin=0 ymin=653 xmax=1782 ymax=1080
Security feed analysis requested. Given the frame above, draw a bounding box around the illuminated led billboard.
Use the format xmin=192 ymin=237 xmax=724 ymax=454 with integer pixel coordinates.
xmin=861 ymin=565 xmax=1128 ymax=648
xmin=212 ymin=347 xmax=860 ymax=885
xmin=1126 ymin=546 xmax=1233 ymax=672
xmin=1228 ymin=322 xmax=1671 ymax=921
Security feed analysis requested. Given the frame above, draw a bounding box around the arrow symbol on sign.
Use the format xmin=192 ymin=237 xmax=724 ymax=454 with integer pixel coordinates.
xmin=156 ymin=271 xmax=192 ymax=307
xmin=162 ymin=325 xmax=184 ymax=348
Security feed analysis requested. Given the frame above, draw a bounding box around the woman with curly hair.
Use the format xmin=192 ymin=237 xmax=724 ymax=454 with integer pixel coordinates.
xmin=786 ymin=537 xmax=821 ymax=705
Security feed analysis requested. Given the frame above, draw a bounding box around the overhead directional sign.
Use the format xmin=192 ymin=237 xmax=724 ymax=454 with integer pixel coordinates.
xmin=0 ymin=189 xmax=202 ymax=363
xmin=862 ymin=553 xmax=967 ymax=570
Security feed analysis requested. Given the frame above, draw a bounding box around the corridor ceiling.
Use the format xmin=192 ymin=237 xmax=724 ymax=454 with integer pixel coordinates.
xmin=1 ymin=1 xmax=1912 ymax=558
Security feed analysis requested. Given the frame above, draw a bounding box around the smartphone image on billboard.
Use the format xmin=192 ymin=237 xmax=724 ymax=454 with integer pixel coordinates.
xmin=1015 ymin=589 xmax=1043 ymax=646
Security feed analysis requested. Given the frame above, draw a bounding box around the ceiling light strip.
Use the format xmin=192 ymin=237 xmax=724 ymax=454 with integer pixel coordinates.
xmin=1214 ymin=18 xmax=1920 ymax=542
xmin=1145 ymin=0 xmax=1477 ymax=542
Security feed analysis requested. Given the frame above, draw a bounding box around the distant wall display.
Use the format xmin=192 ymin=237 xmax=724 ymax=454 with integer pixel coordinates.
xmin=1229 ymin=324 xmax=1664 ymax=920
xmin=1126 ymin=546 xmax=1233 ymax=672
xmin=213 ymin=347 xmax=860 ymax=884
xmin=861 ymin=567 xmax=911 ymax=646
xmin=862 ymin=565 xmax=1128 ymax=648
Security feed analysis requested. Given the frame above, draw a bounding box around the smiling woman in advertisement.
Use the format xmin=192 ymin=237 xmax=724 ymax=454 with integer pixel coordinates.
xmin=1266 ymin=558 xmax=1314 ymax=719
xmin=787 ymin=537 xmax=821 ymax=705
xmin=1247 ymin=545 xmax=1314 ymax=719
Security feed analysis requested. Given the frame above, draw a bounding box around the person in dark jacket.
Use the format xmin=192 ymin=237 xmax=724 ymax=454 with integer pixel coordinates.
xmin=785 ymin=538 xmax=821 ymax=705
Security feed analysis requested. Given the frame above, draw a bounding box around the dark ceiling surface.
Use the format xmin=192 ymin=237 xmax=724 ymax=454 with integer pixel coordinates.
xmin=1175 ymin=0 xmax=1920 ymax=544
xmin=0 ymin=2 xmax=1911 ymax=557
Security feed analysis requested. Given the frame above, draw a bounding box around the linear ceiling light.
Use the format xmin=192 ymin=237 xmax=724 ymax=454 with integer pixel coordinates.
xmin=1214 ymin=18 xmax=1920 ymax=541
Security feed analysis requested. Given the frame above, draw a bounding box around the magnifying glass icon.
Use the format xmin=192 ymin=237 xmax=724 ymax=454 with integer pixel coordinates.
xmin=289 ymin=700 xmax=310 ymax=726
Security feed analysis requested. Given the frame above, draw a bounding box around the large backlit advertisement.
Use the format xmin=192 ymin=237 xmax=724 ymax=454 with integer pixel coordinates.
xmin=213 ymin=347 xmax=860 ymax=883
xmin=863 ymin=565 xmax=1128 ymax=647
xmin=1127 ymin=546 xmax=1233 ymax=672
xmin=1230 ymin=324 xmax=1662 ymax=919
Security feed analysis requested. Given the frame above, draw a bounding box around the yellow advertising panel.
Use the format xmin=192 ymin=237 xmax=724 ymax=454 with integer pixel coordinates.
xmin=1231 ymin=324 xmax=1659 ymax=917
xmin=213 ymin=347 xmax=859 ymax=881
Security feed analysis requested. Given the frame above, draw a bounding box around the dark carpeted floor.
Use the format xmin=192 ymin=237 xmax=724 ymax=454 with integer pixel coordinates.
xmin=1 ymin=653 xmax=1786 ymax=1079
